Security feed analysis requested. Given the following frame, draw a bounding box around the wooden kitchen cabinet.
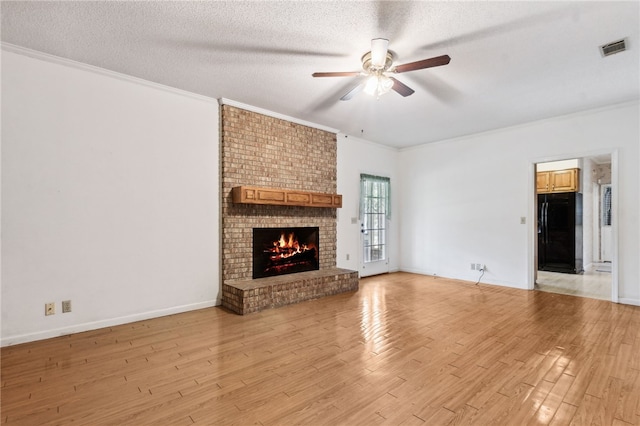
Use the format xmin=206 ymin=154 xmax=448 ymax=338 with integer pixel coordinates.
xmin=537 ymin=168 xmax=580 ymax=193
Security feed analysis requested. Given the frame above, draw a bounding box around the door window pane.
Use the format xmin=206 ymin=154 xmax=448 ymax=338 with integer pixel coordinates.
xmin=602 ymin=186 xmax=612 ymax=226
xmin=360 ymin=175 xmax=390 ymax=264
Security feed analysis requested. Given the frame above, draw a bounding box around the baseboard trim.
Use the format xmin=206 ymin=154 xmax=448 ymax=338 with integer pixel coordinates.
xmin=6 ymin=292 xmax=635 ymax=346
xmin=397 ymin=268 xmax=526 ymax=290
xmin=397 ymin=267 xmax=437 ymax=276
xmin=1 ymin=300 xmax=219 ymax=347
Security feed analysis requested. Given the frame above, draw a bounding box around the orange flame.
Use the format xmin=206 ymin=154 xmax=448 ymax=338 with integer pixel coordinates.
xmin=269 ymin=232 xmax=312 ymax=260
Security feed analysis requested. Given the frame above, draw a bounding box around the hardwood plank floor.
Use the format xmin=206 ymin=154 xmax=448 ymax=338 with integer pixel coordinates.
xmin=2 ymin=272 xmax=639 ymax=425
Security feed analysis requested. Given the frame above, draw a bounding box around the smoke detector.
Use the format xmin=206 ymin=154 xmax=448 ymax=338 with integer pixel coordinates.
xmin=600 ymin=39 xmax=627 ymax=57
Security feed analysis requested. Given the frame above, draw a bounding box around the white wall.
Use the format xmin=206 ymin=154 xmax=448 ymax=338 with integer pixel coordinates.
xmin=336 ymin=135 xmax=399 ymax=275
xmin=1 ymin=49 xmax=221 ymax=345
xmin=537 ymin=159 xmax=580 ymax=172
xmin=2 ymin=49 xmax=638 ymax=349
xmin=398 ymin=102 xmax=639 ymax=305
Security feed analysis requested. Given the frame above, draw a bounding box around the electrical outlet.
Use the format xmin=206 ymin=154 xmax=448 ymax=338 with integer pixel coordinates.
xmin=45 ymin=302 xmax=55 ymax=316
xmin=470 ymin=263 xmax=476 ymax=270
xmin=62 ymin=300 xmax=72 ymax=313
xmin=346 ymin=254 xmax=350 ymax=261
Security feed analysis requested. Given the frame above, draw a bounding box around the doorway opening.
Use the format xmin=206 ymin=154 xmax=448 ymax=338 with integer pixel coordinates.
xmin=533 ymin=155 xmax=614 ymax=301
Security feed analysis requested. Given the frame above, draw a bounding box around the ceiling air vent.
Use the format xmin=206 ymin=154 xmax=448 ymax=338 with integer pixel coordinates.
xmin=600 ymin=39 xmax=627 ymax=57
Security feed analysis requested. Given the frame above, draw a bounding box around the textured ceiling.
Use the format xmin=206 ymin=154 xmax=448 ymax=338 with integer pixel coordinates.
xmin=2 ymin=1 xmax=638 ymax=148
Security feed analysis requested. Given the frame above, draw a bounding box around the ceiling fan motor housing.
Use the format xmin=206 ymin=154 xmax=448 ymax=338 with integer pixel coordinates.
xmin=361 ymin=51 xmax=394 ymax=73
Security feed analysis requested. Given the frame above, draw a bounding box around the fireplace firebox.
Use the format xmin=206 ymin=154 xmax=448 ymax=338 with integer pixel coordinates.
xmin=253 ymin=227 xmax=319 ymax=279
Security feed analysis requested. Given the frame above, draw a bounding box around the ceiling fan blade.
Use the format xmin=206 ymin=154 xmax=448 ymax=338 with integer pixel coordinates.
xmin=340 ymin=83 xmax=364 ymax=101
xmin=393 ymin=54 xmax=451 ymax=73
xmin=390 ymin=77 xmax=415 ymax=97
xmin=312 ymin=71 xmax=361 ymax=78
xmin=371 ymin=38 xmax=389 ymax=68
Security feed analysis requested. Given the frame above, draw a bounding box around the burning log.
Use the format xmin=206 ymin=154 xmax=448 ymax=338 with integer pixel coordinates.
xmin=253 ymin=227 xmax=319 ymax=279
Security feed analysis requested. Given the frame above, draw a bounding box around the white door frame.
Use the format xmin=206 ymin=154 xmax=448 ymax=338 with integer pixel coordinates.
xmin=358 ymin=173 xmax=391 ymax=278
xmin=527 ymin=149 xmax=618 ymax=302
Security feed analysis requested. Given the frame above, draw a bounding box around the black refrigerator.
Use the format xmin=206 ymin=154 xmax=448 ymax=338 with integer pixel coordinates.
xmin=538 ymin=192 xmax=583 ymax=274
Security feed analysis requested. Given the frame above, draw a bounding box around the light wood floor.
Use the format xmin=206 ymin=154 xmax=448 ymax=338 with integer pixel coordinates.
xmin=2 ymin=272 xmax=639 ymax=425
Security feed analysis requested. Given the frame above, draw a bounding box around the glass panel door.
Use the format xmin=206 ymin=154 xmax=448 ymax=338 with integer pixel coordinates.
xmin=360 ymin=175 xmax=390 ymax=277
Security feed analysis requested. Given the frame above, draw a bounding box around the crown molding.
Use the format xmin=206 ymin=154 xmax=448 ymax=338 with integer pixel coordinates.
xmin=399 ymin=99 xmax=639 ymax=153
xmin=2 ymin=42 xmax=217 ymax=104
xmin=219 ymin=98 xmax=339 ymax=134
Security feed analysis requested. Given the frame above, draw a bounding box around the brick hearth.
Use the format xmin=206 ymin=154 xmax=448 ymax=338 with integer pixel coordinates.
xmin=222 ymin=268 xmax=358 ymax=314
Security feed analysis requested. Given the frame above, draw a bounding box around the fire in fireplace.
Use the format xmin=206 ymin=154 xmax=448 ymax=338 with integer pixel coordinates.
xmin=253 ymin=227 xmax=319 ymax=279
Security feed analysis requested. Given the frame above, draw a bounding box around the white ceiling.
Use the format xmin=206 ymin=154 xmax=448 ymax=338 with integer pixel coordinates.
xmin=2 ymin=1 xmax=638 ymax=149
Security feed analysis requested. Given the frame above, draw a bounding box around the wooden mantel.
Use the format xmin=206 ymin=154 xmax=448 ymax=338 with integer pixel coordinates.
xmin=232 ymin=186 xmax=342 ymax=208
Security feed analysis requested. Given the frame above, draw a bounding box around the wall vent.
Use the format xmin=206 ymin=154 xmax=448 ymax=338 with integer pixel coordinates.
xmin=600 ymin=39 xmax=627 ymax=57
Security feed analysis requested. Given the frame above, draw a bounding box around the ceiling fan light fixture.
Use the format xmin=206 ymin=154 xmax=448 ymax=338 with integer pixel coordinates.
xmin=363 ymin=74 xmax=393 ymax=98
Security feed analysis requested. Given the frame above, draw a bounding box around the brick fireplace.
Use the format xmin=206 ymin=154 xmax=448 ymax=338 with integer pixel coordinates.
xmin=219 ymin=103 xmax=358 ymax=314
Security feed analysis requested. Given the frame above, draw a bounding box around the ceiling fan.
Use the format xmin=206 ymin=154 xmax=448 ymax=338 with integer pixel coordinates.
xmin=312 ymin=38 xmax=450 ymax=100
